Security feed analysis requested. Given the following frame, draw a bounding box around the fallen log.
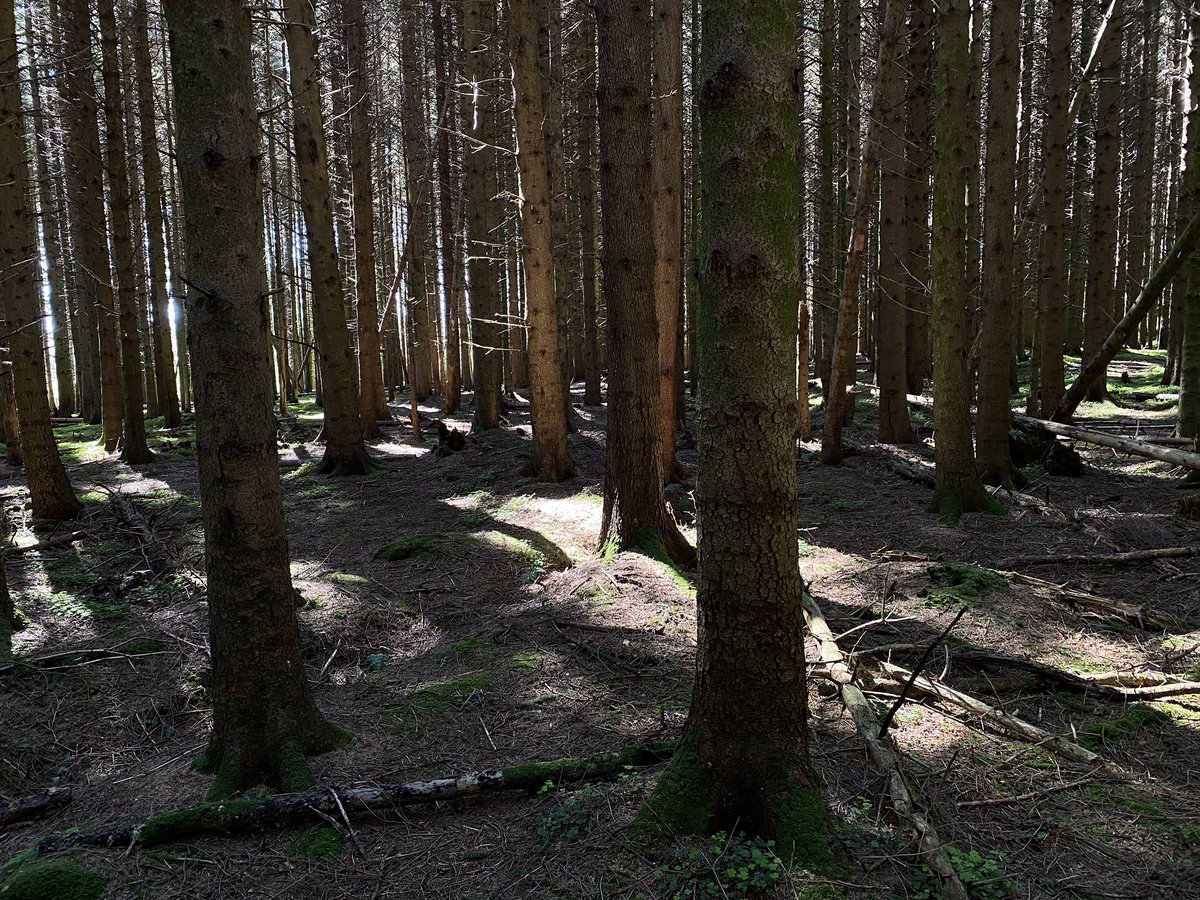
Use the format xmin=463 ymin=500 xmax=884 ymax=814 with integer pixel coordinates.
xmin=868 ymin=660 xmax=1122 ymax=775
xmin=0 ymin=787 xmax=71 ymax=830
xmin=32 ymin=743 xmax=674 ymax=852
xmin=107 ymin=490 xmax=205 ymax=591
xmin=802 ymin=593 xmax=968 ymax=900
xmin=1014 ymin=414 xmax=1200 ymax=474
xmin=4 ymin=531 xmax=86 ymax=556
xmin=1001 ymin=571 xmax=1179 ymax=630
xmin=996 ymin=546 xmax=1200 ymax=570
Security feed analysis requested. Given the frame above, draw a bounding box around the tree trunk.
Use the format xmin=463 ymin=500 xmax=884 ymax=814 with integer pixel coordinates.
xmin=903 ymin=0 xmax=933 ymax=395
xmin=576 ymin=0 xmax=602 ymax=408
xmin=821 ymin=0 xmax=906 ymax=462
xmin=283 ymin=0 xmax=371 ymax=474
xmin=61 ymin=0 xmax=121 ymax=446
xmin=345 ymin=0 xmax=388 ymax=435
xmin=432 ymin=0 xmax=462 ymax=414
xmin=1176 ymin=8 xmax=1200 ymax=443
xmin=465 ymin=0 xmax=503 ymax=430
xmin=163 ymin=0 xmax=343 ymax=800
xmin=594 ymin=0 xmax=691 ymax=565
xmin=634 ymin=0 xmax=827 ymax=865
xmin=929 ymin=0 xmax=999 ymax=519
xmin=652 ymin=0 xmax=684 ymax=479
xmin=1035 ymin=0 xmax=1073 ymax=416
xmin=0 ymin=0 xmax=79 ymax=520
xmin=98 ymin=0 xmax=153 ymax=464
xmin=507 ymin=0 xmax=573 ymax=480
xmin=814 ymin=0 xmax=835 ymax=398
xmin=976 ymin=0 xmax=1021 ymax=485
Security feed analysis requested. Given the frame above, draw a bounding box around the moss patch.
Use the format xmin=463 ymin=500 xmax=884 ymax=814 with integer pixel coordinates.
xmin=292 ymin=825 xmax=345 ymax=861
xmin=1077 ymin=703 xmax=1171 ymax=752
xmin=329 ymin=572 xmax=369 ymax=587
xmin=628 ymin=733 xmax=713 ymax=844
xmin=0 ymin=858 xmax=106 ymax=900
xmin=919 ymin=563 xmax=1009 ymax=608
xmin=374 ymin=534 xmax=445 ymax=561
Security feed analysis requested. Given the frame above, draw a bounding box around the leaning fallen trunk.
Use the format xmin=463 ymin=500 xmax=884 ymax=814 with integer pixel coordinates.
xmin=1015 ymin=414 xmax=1200 ymax=474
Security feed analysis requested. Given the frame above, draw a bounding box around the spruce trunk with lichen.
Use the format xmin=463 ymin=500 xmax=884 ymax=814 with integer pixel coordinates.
xmin=595 ymin=0 xmax=693 ymax=567
xmin=164 ymin=0 xmax=344 ymax=801
xmin=633 ymin=0 xmax=828 ymax=868
xmin=929 ymin=0 xmax=1001 ymax=521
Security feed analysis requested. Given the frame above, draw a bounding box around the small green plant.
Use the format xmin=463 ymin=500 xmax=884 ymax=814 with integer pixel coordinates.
xmin=1077 ymin=702 xmax=1170 ymax=752
xmin=649 ymin=832 xmax=784 ymax=899
xmin=533 ymin=781 xmax=605 ymax=847
xmin=374 ymin=534 xmax=445 ymax=561
xmin=906 ymin=846 xmax=1015 ymax=899
xmin=919 ymin=563 xmax=1008 ymax=609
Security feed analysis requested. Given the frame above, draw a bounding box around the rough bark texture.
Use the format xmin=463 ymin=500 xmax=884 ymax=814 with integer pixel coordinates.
xmin=575 ymin=0 xmax=602 ymax=408
xmin=1035 ymin=0 xmax=1073 ymax=415
xmin=875 ymin=0 xmax=913 ymax=445
xmin=62 ymin=0 xmax=121 ymax=445
xmin=465 ymin=0 xmax=503 ymax=430
xmin=433 ymin=0 xmax=462 ymax=414
xmin=508 ymin=0 xmax=573 ymax=480
xmin=400 ymin=7 xmax=433 ymax=404
xmin=595 ymin=0 xmax=691 ymax=565
xmin=345 ymin=0 xmax=388 ymax=435
xmin=1083 ymin=0 xmax=1123 ymax=403
xmin=0 ymin=0 xmax=79 ymax=521
xmin=634 ymin=0 xmax=827 ymax=866
xmin=821 ymin=0 xmax=905 ymax=462
xmin=903 ymin=0 xmax=933 ymax=395
xmin=652 ymin=0 xmax=684 ymax=477
xmin=98 ymin=0 xmax=153 ymax=464
xmin=976 ymin=0 xmax=1021 ymax=485
xmin=929 ymin=0 xmax=999 ymax=519
xmin=163 ymin=0 xmax=342 ymax=799
xmin=283 ymin=0 xmax=371 ymax=474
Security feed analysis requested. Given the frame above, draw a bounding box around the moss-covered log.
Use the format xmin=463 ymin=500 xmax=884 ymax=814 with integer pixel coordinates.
xmin=30 ymin=743 xmax=673 ymax=853
xmin=0 ymin=787 xmax=71 ymax=829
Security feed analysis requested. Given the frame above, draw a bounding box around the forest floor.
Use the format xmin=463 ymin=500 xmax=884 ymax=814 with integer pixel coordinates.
xmin=2 ymin=350 xmax=1199 ymax=899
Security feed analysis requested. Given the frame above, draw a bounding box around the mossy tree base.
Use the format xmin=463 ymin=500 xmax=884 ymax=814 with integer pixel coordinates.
xmin=196 ymin=721 xmax=351 ymax=801
xmin=631 ymin=734 xmax=831 ymax=872
xmin=316 ymin=443 xmax=378 ymax=476
xmin=930 ymin=484 xmax=1006 ymax=524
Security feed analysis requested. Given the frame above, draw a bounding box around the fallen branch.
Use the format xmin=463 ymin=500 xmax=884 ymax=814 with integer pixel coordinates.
xmin=0 ymin=787 xmax=71 ymax=830
xmin=1015 ymin=414 xmax=1200 ymax=474
xmin=801 ymin=592 xmax=968 ymax=900
xmin=1001 ymin=571 xmax=1179 ymax=630
xmin=996 ymin=546 xmax=1200 ymax=570
xmin=4 ymin=532 xmax=86 ymax=555
xmin=868 ymin=660 xmax=1123 ymax=775
xmin=33 ymin=743 xmax=674 ymax=852
xmin=105 ymin=489 xmax=205 ymax=591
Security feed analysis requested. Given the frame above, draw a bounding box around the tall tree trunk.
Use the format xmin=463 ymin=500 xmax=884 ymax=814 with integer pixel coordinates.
xmin=652 ymin=0 xmax=684 ymax=479
xmin=814 ymin=0 xmax=835 ymax=397
xmin=903 ymin=0 xmax=933 ymax=394
xmin=465 ymin=0 xmax=503 ymax=430
xmin=875 ymin=0 xmax=913 ymax=445
xmin=507 ymin=0 xmax=574 ymax=480
xmin=1035 ymin=0 xmax=1073 ymax=415
xmin=976 ymin=0 xmax=1021 ymax=484
xmin=821 ymin=0 xmax=906 ymax=462
xmin=283 ymin=0 xmax=371 ymax=474
xmin=61 ymin=0 xmax=121 ymax=445
xmin=1123 ymin=0 xmax=1160 ymax=354
xmin=345 ymin=0 xmax=388 ymax=434
xmin=575 ymin=0 xmax=602 ymax=407
xmin=432 ymin=0 xmax=462 ymax=414
xmin=1176 ymin=8 xmax=1200 ymax=443
xmin=634 ymin=0 xmax=826 ymax=862
xmin=930 ymin=0 xmax=1000 ymax=519
xmin=164 ymin=0 xmax=343 ymax=800
xmin=0 ymin=0 xmax=79 ymax=520
xmin=595 ymin=0 xmax=691 ymax=564
xmin=98 ymin=0 xmax=153 ymax=464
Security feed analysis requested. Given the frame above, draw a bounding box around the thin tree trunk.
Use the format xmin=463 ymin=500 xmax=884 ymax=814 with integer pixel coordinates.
xmin=576 ymin=0 xmax=602 ymax=407
xmin=903 ymin=0 xmax=933 ymax=395
xmin=1182 ymin=10 xmax=1200 ymax=443
xmin=432 ymin=0 xmax=462 ymax=414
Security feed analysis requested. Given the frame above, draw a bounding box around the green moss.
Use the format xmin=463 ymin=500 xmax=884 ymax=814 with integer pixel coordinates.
xmin=0 ymin=848 xmax=38 ymax=883
xmin=0 ymin=858 xmax=106 ymax=900
xmin=374 ymin=534 xmax=445 ymax=561
xmin=406 ymin=671 xmax=494 ymax=711
xmin=329 ymin=572 xmax=369 ymax=587
xmin=501 ymin=743 xmax=675 ymax=791
xmin=1078 ymin=703 xmax=1171 ymax=752
xmin=511 ymin=650 xmax=546 ymax=671
xmin=628 ymin=733 xmax=714 ymax=843
xmin=776 ymin=777 xmax=832 ymax=870
xmin=292 ymin=825 xmax=345 ymax=861
xmin=920 ymin=563 xmax=1009 ymax=608
xmin=136 ymin=798 xmax=260 ymax=846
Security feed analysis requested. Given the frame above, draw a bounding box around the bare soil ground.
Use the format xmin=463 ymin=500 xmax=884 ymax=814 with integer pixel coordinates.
xmin=2 ymin=354 xmax=1199 ymax=899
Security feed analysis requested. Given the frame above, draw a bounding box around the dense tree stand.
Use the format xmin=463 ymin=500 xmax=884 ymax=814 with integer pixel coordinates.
xmin=633 ymin=0 xmax=827 ymax=867
xmin=165 ymin=0 xmax=344 ymax=800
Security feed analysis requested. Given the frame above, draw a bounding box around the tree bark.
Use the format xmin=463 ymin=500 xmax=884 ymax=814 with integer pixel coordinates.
xmin=975 ymin=0 xmax=1021 ymax=484
xmin=283 ymin=0 xmax=371 ymax=474
xmin=594 ymin=0 xmax=691 ymax=565
xmin=1180 ymin=9 xmax=1200 ymax=443
xmin=163 ymin=0 xmax=342 ymax=799
xmin=507 ymin=0 xmax=573 ymax=480
xmin=0 ymin=0 xmax=79 ymax=521
xmin=903 ymin=0 xmax=933 ymax=395
xmin=929 ymin=0 xmax=998 ymax=519
xmin=575 ymin=0 xmax=602 ymax=408
xmin=432 ymin=0 xmax=462 ymax=414
xmin=635 ymin=0 xmax=826 ymax=864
